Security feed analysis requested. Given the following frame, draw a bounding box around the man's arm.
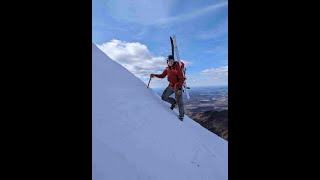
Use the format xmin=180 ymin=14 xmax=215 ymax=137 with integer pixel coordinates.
xmin=153 ymin=69 xmax=167 ymax=78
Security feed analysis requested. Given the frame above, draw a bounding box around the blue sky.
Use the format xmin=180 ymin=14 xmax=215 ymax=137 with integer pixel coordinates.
xmin=93 ymin=0 xmax=228 ymax=88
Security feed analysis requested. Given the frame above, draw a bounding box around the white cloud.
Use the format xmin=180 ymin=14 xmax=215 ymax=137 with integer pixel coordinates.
xmin=97 ymin=39 xmax=192 ymax=80
xmin=201 ymin=66 xmax=228 ymax=80
xmin=105 ymin=0 xmax=227 ymax=26
xmin=183 ymin=66 xmax=228 ymax=87
xmin=133 ymin=28 xmax=148 ymax=40
xmin=155 ymin=1 xmax=228 ymax=26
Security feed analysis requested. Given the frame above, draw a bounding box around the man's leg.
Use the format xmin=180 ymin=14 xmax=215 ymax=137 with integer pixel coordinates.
xmin=161 ymin=85 xmax=176 ymax=105
xmin=175 ymin=90 xmax=185 ymax=118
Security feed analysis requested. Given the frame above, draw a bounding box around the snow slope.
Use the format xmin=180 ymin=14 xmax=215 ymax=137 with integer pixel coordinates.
xmin=92 ymin=42 xmax=228 ymax=180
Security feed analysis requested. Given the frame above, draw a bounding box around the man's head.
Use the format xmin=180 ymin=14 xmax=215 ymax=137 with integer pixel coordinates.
xmin=167 ymin=55 xmax=174 ymax=66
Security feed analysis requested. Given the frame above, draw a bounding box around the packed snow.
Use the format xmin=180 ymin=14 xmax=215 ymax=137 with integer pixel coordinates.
xmin=92 ymin=42 xmax=228 ymax=180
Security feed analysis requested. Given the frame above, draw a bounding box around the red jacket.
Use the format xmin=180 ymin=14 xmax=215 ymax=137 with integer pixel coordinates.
xmin=155 ymin=62 xmax=184 ymax=90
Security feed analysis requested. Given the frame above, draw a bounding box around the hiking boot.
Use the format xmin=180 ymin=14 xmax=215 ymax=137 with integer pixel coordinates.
xmin=179 ymin=115 xmax=184 ymax=121
xmin=170 ymin=102 xmax=176 ymax=110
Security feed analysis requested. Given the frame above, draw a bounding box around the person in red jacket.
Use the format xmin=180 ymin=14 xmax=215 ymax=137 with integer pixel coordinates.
xmin=150 ymin=55 xmax=185 ymax=121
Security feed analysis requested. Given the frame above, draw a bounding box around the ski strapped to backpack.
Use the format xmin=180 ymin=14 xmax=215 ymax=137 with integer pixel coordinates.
xmin=170 ymin=35 xmax=190 ymax=99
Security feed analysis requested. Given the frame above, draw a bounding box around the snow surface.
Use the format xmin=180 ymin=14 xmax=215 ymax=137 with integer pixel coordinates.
xmin=92 ymin=42 xmax=228 ymax=180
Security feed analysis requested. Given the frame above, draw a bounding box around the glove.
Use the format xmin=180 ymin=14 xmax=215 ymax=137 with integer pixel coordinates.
xmin=150 ymin=74 xmax=155 ymax=78
xmin=176 ymin=89 xmax=182 ymax=95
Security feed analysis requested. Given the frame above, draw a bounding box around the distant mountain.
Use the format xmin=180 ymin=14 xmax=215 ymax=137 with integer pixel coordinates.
xmin=190 ymin=110 xmax=228 ymax=141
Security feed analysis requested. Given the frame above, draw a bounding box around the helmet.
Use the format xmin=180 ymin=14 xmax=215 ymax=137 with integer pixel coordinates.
xmin=167 ymin=55 xmax=174 ymax=60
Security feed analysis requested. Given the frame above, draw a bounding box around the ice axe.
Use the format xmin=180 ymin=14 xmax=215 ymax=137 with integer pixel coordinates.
xmin=147 ymin=77 xmax=153 ymax=88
